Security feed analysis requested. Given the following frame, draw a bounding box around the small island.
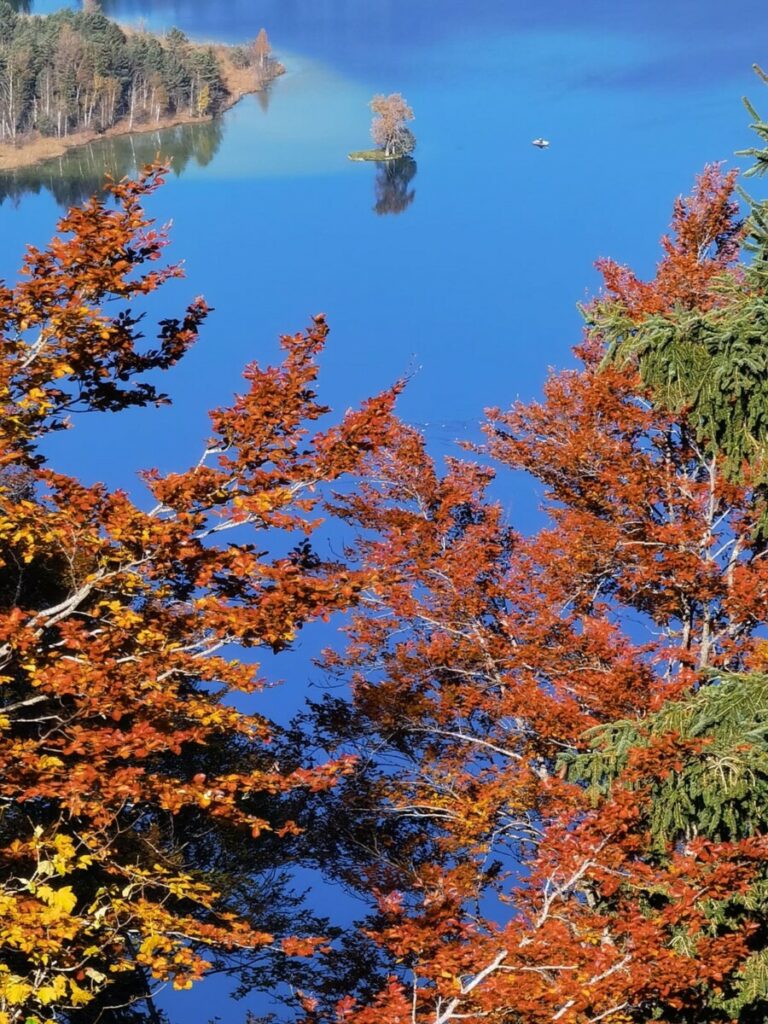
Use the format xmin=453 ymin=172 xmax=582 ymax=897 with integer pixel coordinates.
xmin=0 ymin=3 xmax=284 ymax=172
xmin=349 ymin=93 xmax=416 ymax=162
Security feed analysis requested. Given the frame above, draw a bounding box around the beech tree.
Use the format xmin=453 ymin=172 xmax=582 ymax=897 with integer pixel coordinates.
xmin=290 ymin=124 xmax=768 ymax=1024
xmin=0 ymin=165 xmax=401 ymax=1024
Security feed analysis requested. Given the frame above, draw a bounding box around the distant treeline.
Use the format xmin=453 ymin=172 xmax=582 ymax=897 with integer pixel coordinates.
xmin=0 ymin=4 xmax=280 ymax=143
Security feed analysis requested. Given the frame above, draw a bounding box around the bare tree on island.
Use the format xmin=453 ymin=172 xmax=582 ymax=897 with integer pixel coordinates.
xmin=224 ymin=28 xmax=285 ymax=92
xmin=370 ymin=92 xmax=415 ymax=158
xmin=253 ymin=28 xmax=271 ymax=70
xmin=250 ymin=28 xmax=284 ymax=89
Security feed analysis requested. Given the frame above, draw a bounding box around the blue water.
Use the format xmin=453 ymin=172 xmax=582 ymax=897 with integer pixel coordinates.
xmin=3 ymin=0 xmax=762 ymax=506
xmin=1 ymin=1 xmax=767 ymax=1018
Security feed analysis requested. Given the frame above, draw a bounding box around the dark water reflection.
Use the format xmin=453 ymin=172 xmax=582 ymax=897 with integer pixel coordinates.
xmin=372 ymin=157 xmax=416 ymax=216
xmin=0 ymin=118 xmax=224 ymax=207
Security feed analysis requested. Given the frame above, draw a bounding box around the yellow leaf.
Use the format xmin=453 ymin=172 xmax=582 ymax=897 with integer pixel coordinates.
xmin=68 ymin=981 xmax=93 ymax=1006
xmin=36 ymin=976 xmax=67 ymax=1005
xmin=38 ymin=756 xmax=64 ymax=770
xmin=139 ymin=934 xmax=165 ymax=959
xmin=52 ymin=886 xmax=77 ymax=914
xmin=4 ymin=979 xmax=31 ymax=1004
xmin=39 ymin=885 xmax=77 ymax=914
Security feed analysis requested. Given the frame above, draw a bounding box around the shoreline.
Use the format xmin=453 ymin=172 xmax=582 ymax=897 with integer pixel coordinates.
xmin=348 ymin=149 xmax=401 ymax=162
xmin=0 ymin=44 xmax=282 ymax=175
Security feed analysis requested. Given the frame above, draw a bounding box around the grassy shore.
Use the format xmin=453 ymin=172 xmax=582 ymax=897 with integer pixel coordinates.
xmin=347 ymin=149 xmax=403 ymax=162
xmin=0 ymin=45 xmax=283 ymax=174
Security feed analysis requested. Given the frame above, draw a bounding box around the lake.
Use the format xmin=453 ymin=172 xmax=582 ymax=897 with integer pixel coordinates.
xmin=2 ymin=0 xmax=762 ymax=504
xmin=1 ymin=0 xmax=766 ymax=1018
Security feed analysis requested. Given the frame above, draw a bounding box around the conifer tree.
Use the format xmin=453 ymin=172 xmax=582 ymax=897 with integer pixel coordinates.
xmin=595 ymin=67 xmax=768 ymax=485
xmin=0 ymin=9 xmax=230 ymax=142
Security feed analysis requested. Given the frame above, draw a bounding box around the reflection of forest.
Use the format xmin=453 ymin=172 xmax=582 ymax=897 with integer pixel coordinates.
xmin=0 ymin=117 xmax=224 ymax=207
xmin=372 ymin=156 xmax=416 ymax=216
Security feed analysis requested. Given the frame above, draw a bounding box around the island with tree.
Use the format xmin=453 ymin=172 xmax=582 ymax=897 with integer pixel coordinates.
xmin=0 ymin=3 xmax=284 ymax=171
xmin=349 ymin=92 xmax=415 ymax=161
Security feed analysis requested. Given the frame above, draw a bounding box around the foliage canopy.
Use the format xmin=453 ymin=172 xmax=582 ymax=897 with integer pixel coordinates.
xmin=7 ymin=51 xmax=768 ymax=1024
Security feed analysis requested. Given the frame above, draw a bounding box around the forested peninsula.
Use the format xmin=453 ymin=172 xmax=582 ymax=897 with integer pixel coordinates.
xmin=0 ymin=3 xmax=283 ymax=171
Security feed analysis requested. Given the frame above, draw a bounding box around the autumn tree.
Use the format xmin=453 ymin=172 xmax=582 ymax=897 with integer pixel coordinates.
xmin=0 ymin=165 xmax=401 ymax=1024
xmin=8 ymin=49 xmax=768 ymax=1024
xmin=251 ymin=28 xmax=284 ymax=91
xmin=287 ymin=113 xmax=768 ymax=1024
xmin=369 ymin=93 xmax=415 ymax=159
xmin=253 ymin=28 xmax=271 ymax=68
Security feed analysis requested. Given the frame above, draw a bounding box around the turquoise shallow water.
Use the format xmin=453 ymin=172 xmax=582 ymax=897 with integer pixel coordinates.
xmin=1 ymin=1 xmax=767 ymax=1018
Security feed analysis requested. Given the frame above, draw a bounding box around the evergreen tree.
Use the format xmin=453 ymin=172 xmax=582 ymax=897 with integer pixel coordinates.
xmin=0 ymin=9 xmax=229 ymax=142
xmin=595 ymin=67 xmax=768 ymax=485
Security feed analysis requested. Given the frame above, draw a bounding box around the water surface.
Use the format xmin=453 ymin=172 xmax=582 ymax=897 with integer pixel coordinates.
xmin=3 ymin=3 xmax=761 ymax=500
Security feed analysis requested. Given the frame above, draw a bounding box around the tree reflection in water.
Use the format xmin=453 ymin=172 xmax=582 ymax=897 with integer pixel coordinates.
xmin=372 ymin=156 xmax=416 ymax=216
xmin=0 ymin=117 xmax=225 ymax=208
xmin=256 ymin=87 xmax=272 ymax=114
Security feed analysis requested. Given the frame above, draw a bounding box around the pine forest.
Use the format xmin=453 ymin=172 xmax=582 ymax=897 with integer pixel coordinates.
xmin=0 ymin=4 xmax=280 ymax=143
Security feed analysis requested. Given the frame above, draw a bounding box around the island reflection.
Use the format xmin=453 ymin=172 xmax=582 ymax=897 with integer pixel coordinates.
xmin=372 ymin=156 xmax=416 ymax=216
